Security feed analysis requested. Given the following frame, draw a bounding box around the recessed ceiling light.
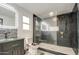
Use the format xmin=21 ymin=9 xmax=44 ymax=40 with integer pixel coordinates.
xmin=49 ymin=12 xmax=54 ymax=16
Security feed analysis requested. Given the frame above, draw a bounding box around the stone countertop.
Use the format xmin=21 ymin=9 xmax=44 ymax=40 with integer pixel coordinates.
xmin=0 ymin=38 xmax=24 ymax=44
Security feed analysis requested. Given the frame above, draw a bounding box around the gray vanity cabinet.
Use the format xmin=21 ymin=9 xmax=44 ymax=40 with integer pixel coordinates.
xmin=0 ymin=39 xmax=24 ymax=55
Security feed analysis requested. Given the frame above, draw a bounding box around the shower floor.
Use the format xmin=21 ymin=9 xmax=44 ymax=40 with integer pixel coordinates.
xmin=25 ymin=43 xmax=75 ymax=55
xmin=39 ymin=43 xmax=75 ymax=55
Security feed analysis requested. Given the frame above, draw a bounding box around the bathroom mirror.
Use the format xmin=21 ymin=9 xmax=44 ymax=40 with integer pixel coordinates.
xmin=0 ymin=4 xmax=17 ymax=28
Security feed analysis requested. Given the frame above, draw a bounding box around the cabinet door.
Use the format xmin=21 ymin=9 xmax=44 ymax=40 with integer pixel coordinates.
xmin=9 ymin=46 xmax=24 ymax=55
xmin=2 ymin=40 xmax=24 ymax=55
xmin=9 ymin=40 xmax=24 ymax=55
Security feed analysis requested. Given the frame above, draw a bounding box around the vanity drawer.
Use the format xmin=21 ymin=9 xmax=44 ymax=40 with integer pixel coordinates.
xmin=1 ymin=39 xmax=24 ymax=55
xmin=3 ymin=40 xmax=24 ymax=50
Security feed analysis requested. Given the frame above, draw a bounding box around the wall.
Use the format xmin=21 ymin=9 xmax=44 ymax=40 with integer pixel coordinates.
xmin=41 ymin=17 xmax=57 ymax=45
xmin=9 ymin=4 xmax=33 ymax=40
xmin=57 ymin=12 xmax=78 ymax=49
xmin=8 ymin=4 xmax=33 ymax=50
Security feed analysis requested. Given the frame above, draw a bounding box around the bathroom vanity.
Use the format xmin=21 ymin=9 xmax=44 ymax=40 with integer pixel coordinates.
xmin=0 ymin=38 xmax=24 ymax=55
xmin=0 ymin=4 xmax=24 ymax=55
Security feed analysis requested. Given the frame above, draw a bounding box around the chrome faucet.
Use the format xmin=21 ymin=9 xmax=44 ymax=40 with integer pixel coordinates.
xmin=4 ymin=32 xmax=10 ymax=39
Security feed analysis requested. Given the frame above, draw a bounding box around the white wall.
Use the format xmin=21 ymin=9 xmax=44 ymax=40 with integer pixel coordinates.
xmin=8 ymin=4 xmax=33 ymax=42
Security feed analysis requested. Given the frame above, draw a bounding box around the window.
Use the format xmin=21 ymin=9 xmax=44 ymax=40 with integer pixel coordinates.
xmin=41 ymin=22 xmax=48 ymax=31
xmin=48 ymin=26 xmax=59 ymax=31
xmin=41 ymin=21 xmax=59 ymax=31
xmin=23 ymin=16 xmax=29 ymax=30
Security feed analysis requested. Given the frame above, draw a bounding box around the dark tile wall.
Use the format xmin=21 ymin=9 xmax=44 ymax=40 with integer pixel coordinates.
xmin=72 ymin=4 xmax=78 ymax=55
xmin=71 ymin=12 xmax=78 ymax=54
xmin=57 ymin=13 xmax=73 ymax=47
xmin=57 ymin=12 xmax=78 ymax=55
xmin=0 ymin=29 xmax=17 ymax=39
xmin=57 ymin=4 xmax=78 ymax=54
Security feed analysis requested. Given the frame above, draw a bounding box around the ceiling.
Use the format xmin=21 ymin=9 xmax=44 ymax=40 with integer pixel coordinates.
xmin=16 ymin=3 xmax=75 ymax=18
